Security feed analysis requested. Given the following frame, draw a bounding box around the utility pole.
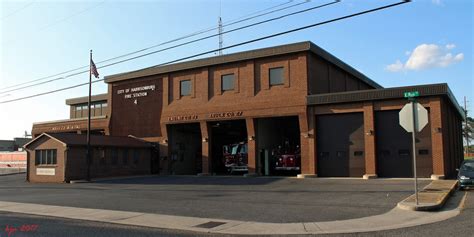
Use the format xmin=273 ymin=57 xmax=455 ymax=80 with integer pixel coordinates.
xmin=86 ymin=50 xmax=92 ymax=182
xmin=218 ymin=0 xmax=223 ymax=55
xmin=218 ymin=17 xmax=223 ymax=55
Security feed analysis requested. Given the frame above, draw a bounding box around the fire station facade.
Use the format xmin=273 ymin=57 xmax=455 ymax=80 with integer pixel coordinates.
xmin=29 ymin=41 xmax=464 ymax=181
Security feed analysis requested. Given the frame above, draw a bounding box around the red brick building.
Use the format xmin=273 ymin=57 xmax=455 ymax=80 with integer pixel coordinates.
xmin=29 ymin=41 xmax=464 ymax=181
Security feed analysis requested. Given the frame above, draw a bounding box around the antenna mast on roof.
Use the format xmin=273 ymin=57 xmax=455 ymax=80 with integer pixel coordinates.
xmin=218 ymin=0 xmax=223 ymax=55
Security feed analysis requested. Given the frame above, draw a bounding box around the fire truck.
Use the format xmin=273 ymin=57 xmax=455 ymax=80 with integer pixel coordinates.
xmin=223 ymin=142 xmax=248 ymax=174
xmin=273 ymin=144 xmax=301 ymax=171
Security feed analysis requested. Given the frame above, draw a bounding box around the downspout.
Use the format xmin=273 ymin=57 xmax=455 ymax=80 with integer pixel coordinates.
xmin=26 ymin=149 xmax=30 ymax=182
xmin=64 ymin=146 xmax=69 ymax=183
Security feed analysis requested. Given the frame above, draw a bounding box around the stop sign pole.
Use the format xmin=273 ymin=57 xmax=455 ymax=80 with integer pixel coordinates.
xmin=400 ymin=91 xmax=428 ymax=206
xmin=409 ymin=97 xmax=419 ymax=206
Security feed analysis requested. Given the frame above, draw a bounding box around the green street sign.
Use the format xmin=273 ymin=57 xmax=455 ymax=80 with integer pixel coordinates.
xmin=404 ymin=91 xmax=420 ymax=98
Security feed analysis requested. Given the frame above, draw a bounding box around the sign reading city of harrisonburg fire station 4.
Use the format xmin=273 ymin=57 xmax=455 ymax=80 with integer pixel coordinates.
xmin=116 ymin=84 xmax=156 ymax=99
xmin=399 ymin=102 xmax=428 ymax=133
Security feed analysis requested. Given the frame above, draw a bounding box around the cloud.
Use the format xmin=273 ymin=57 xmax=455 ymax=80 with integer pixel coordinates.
xmin=386 ymin=43 xmax=463 ymax=72
xmin=432 ymin=0 xmax=443 ymax=6
xmin=445 ymin=44 xmax=456 ymax=49
xmin=386 ymin=60 xmax=404 ymax=72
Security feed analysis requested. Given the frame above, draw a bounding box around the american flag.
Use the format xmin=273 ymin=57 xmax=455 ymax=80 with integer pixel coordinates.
xmin=90 ymin=59 xmax=99 ymax=78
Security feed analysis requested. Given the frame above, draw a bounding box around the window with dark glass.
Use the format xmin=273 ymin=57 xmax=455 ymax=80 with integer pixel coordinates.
xmin=112 ymin=149 xmax=118 ymax=165
xmin=221 ymin=74 xmax=235 ymax=91
xmin=35 ymin=149 xmax=57 ymax=165
xmin=122 ymin=149 xmax=129 ymax=165
xmin=99 ymin=148 xmax=106 ymax=165
xmin=180 ymin=80 xmax=191 ymax=96
xmin=133 ymin=150 xmax=140 ymax=165
xmin=269 ymin=67 xmax=284 ymax=86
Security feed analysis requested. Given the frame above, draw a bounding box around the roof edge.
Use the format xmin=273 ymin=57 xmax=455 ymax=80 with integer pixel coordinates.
xmin=307 ymin=83 xmax=465 ymax=119
xmin=23 ymin=133 xmax=67 ymax=149
xmin=65 ymin=93 xmax=108 ymax=105
xmin=104 ymin=41 xmax=313 ymax=83
xmin=33 ymin=115 xmax=107 ymax=126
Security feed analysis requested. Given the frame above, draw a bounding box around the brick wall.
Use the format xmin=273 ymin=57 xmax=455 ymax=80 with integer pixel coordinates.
xmin=0 ymin=152 xmax=26 ymax=168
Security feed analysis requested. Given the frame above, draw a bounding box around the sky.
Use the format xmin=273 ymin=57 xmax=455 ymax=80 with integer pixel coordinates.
xmin=0 ymin=0 xmax=472 ymax=140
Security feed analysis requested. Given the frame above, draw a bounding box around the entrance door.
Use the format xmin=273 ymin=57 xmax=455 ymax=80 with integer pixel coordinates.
xmin=167 ymin=123 xmax=202 ymax=175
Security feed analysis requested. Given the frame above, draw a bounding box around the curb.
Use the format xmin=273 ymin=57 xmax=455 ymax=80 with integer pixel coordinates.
xmin=397 ymin=180 xmax=458 ymax=211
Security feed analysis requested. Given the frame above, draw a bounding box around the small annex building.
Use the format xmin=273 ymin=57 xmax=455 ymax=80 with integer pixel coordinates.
xmin=24 ymin=133 xmax=155 ymax=183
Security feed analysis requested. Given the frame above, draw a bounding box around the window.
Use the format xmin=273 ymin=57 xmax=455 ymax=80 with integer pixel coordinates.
xmin=35 ymin=149 xmax=57 ymax=165
xmin=133 ymin=150 xmax=140 ymax=165
xmin=90 ymin=104 xmax=95 ymax=116
xmin=180 ymin=80 xmax=191 ymax=96
xmin=112 ymin=149 xmax=118 ymax=165
xmin=122 ymin=149 xmax=129 ymax=165
xmin=418 ymin=149 xmax=429 ymax=155
xmin=99 ymin=148 xmax=106 ymax=166
xmin=75 ymin=106 xmax=82 ymax=118
xmin=221 ymin=74 xmax=235 ymax=91
xmin=269 ymin=67 xmax=284 ymax=86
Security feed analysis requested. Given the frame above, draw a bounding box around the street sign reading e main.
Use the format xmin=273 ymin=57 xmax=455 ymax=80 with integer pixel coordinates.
xmin=404 ymin=91 xmax=420 ymax=98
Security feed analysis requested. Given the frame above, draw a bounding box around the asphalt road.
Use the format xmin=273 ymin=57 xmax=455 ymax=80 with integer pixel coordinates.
xmin=0 ymin=174 xmax=429 ymax=223
xmin=0 ymin=190 xmax=472 ymax=237
xmin=337 ymin=189 xmax=474 ymax=237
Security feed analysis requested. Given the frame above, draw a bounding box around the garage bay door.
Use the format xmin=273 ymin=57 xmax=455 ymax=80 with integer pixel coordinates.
xmin=316 ymin=113 xmax=365 ymax=177
xmin=375 ymin=110 xmax=432 ymax=178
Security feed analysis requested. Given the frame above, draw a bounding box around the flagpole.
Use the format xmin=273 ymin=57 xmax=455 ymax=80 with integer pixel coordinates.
xmin=86 ymin=50 xmax=92 ymax=182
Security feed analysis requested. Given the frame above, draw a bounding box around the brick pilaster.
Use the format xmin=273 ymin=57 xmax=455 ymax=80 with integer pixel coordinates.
xmin=246 ymin=118 xmax=257 ymax=174
xmin=363 ymin=102 xmax=377 ymax=177
xmin=200 ymin=121 xmax=211 ymax=174
xmin=430 ymin=98 xmax=445 ymax=175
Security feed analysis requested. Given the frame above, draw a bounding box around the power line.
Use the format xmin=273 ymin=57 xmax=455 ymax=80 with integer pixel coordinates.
xmin=3 ymin=0 xmax=107 ymax=45
xmin=0 ymin=0 xmax=337 ymax=95
xmin=0 ymin=0 xmax=306 ymax=92
xmin=0 ymin=0 xmax=35 ymax=21
xmin=0 ymin=0 xmax=410 ymax=105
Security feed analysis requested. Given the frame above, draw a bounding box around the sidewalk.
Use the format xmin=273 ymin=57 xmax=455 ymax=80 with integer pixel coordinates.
xmin=397 ymin=180 xmax=458 ymax=211
xmin=0 ymin=192 xmax=464 ymax=235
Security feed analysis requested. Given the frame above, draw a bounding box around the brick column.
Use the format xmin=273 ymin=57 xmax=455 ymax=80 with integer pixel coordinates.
xmin=363 ymin=102 xmax=377 ymax=179
xmin=430 ymin=98 xmax=445 ymax=178
xmin=246 ymin=118 xmax=258 ymax=175
xmin=298 ymin=112 xmax=317 ymax=178
xmin=200 ymin=121 xmax=212 ymax=175
xmin=159 ymin=124 xmax=170 ymax=174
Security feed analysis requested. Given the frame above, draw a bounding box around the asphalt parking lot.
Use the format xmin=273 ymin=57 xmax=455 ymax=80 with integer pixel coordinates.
xmin=0 ymin=174 xmax=429 ymax=223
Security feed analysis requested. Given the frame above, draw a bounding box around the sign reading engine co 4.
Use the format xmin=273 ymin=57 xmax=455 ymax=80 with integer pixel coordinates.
xmin=399 ymin=102 xmax=428 ymax=133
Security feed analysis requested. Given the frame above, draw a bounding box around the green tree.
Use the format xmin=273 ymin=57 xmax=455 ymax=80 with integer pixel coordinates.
xmin=462 ymin=113 xmax=474 ymax=153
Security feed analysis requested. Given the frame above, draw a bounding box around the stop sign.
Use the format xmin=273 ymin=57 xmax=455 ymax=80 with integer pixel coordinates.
xmin=399 ymin=102 xmax=428 ymax=133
